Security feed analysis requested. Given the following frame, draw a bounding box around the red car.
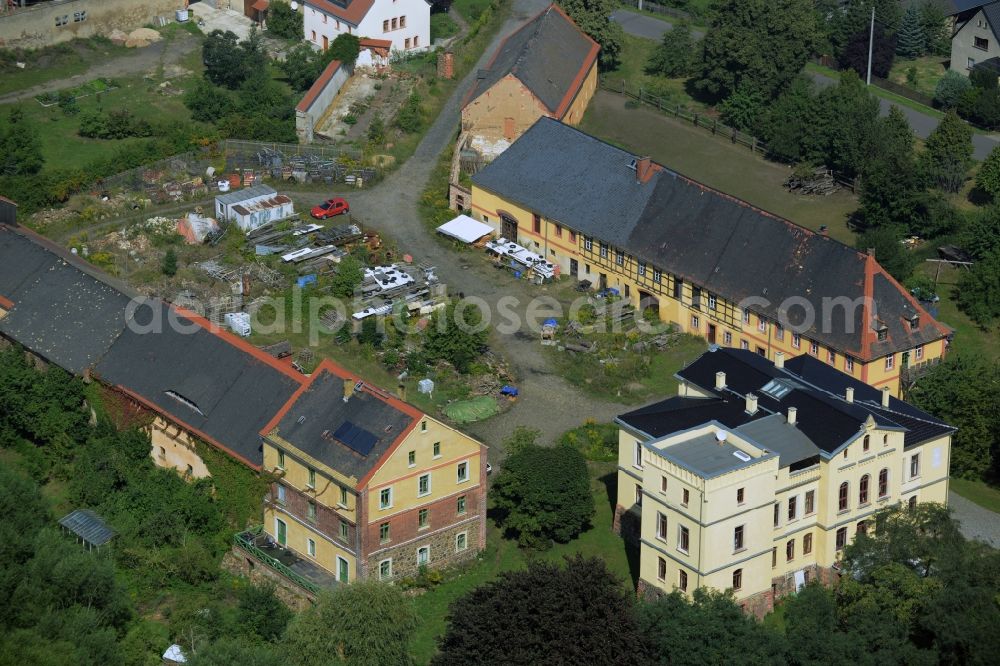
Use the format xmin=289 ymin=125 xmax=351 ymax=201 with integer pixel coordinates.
xmin=310 ymin=197 xmax=350 ymax=219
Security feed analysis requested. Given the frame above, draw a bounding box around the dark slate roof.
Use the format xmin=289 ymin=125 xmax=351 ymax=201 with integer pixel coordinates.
xmin=657 ymin=347 xmax=954 ymax=457
xmin=736 ymin=414 xmax=819 ymax=468
xmin=0 ymin=225 xmax=131 ymax=373
xmin=464 ymin=4 xmax=598 ymax=116
xmin=619 ymin=396 xmax=756 ymax=437
xmin=982 ymin=1 xmax=1000 ymax=29
xmin=471 ymin=118 xmax=657 ymax=246
xmin=59 ymin=509 xmax=115 ymax=546
xmin=94 ymin=301 xmax=303 ymax=467
xmin=471 ymin=118 xmax=949 ymax=360
xmin=268 ymin=366 xmax=416 ymax=481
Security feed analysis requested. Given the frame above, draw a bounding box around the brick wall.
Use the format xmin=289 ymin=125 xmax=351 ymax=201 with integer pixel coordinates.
xmin=270 ymin=482 xmax=356 ymax=551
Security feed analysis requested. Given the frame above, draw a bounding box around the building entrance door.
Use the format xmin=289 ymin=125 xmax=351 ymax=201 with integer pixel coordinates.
xmin=708 ymin=324 xmax=717 ymax=344
xmin=570 ymin=259 xmax=578 ymax=276
xmin=322 ymin=35 xmax=329 ymax=50
xmin=275 ymin=519 xmax=287 ymax=546
xmin=599 ymin=273 xmax=608 ymax=290
xmin=500 ymin=213 xmax=517 ymax=240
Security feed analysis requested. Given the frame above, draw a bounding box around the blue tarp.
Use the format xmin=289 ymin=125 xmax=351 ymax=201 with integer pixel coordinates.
xmin=500 ymin=385 xmax=519 ymax=397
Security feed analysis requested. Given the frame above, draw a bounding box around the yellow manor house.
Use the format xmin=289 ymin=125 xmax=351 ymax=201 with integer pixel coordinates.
xmin=469 ymin=118 xmax=952 ymax=397
xmin=258 ymin=359 xmax=488 ymax=586
xmin=614 ymin=347 xmax=954 ymax=616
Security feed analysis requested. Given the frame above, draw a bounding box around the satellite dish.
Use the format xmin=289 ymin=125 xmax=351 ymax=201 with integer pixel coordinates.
xmin=715 ymin=430 xmax=728 ymax=442
xmin=290 ymin=1 xmax=299 ymax=10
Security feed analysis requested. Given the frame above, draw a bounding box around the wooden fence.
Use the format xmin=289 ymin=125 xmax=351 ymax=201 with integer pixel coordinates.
xmin=599 ymin=78 xmax=858 ymax=193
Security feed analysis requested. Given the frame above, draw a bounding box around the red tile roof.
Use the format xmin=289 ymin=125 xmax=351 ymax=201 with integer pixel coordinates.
xmin=295 ymin=58 xmax=344 ymax=113
xmin=305 ymin=0 xmax=375 ymax=26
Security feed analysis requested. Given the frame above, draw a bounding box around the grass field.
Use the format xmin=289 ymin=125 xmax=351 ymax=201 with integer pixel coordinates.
xmin=600 ymin=34 xmax=704 ymax=113
xmin=888 ymin=55 xmax=949 ymax=99
xmin=911 ymin=262 xmax=1000 ymax=362
xmin=0 ymin=38 xmax=127 ymax=97
xmin=452 ymin=0 xmax=493 ymax=21
xmin=951 ymin=477 xmax=1000 ymax=514
xmin=580 ymin=90 xmax=859 ymax=244
xmin=407 ymin=461 xmax=632 ymax=664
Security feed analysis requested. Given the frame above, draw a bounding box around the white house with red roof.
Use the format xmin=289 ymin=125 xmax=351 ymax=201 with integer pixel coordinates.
xmin=302 ymin=0 xmax=430 ymax=55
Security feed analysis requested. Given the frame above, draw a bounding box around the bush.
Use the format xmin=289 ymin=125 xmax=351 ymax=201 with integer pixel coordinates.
xmin=395 ymin=92 xmax=423 ymax=133
xmin=559 ymin=422 xmax=618 ymax=461
xmin=934 ymin=70 xmax=971 ymax=109
xmin=78 ymin=109 xmax=153 ymax=140
xmin=492 ymin=443 xmax=594 ymax=548
xmin=976 ymin=146 xmax=1000 ymax=199
xmin=266 ymin=1 xmax=303 ymax=40
xmin=645 ymin=23 xmax=695 ymax=78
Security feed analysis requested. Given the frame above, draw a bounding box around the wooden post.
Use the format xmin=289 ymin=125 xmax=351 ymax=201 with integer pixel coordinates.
xmin=751 ymin=137 xmax=756 ymax=153
xmin=693 ymin=114 xmax=698 ymax=128
xmin=732 ymin=128 xmax=737 ymax=143
xmin=621 ymin=79 xmax=626 ymax=95
xmin=712 ymin=119 xmax=717 ymax=135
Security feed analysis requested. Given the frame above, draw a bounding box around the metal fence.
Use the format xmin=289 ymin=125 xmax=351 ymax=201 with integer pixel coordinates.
xmin=233 ymin=526 xmax=321 ymax=595
xmin=96 ymin=140 xmax=380 ymax=198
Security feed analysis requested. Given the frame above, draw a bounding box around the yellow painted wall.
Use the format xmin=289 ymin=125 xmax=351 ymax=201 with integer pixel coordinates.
xmin=470 ymin=185 xmax=948 ymax=397
xmin=149 ymin=417 xmax=210 ymax=479
xmin=366 ymin=415 xmax=483 ymax=523
xmin=462 ymin=76 xmax=548 ymax=146
xmin=562 ymin=60 xmax=597 ymax=125
xmin=263 ymin=439 xmax=356 ymax=519
xmin=264 ymin=505 xmax=356 ymax=581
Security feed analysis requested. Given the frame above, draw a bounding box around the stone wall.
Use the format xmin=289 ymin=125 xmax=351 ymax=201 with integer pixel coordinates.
xmin=295 ymin=60 xmax=351 ymax=144
xmin=0 ymin=0 xmax=180 ymax=50
xmin=364 ymin=516 xmax=481 ymax=581
xmin=222 ymin=547 xmax=317 ymax=612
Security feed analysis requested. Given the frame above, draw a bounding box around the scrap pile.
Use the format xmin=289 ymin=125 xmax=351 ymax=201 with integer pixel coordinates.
xmin=485 ymin=237 xmax=557 ymax=282
xmin=784 ymin=167 xmax=838 ymax=196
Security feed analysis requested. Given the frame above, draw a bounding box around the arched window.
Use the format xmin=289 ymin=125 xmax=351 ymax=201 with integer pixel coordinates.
xmin=857 ymin=520 xmax=868 ymax=535
xmin=863 ymin=435 xmax=870 ymax=452
xmin=883 ymin=434 xmax=889 ymax=447
xmin=878 ymin=468 xmax=889 ymax=498
xmin=838 ymin=482 xmax=849 ymax=512
xmin=908 ymin=496 xmax=918 ymax=509
xmin=859 ymin=475 xmax=870 ymax=505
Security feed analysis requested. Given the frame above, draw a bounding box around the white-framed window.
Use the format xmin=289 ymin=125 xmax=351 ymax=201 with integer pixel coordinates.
xmin=708 ymin=294 xmax=717 ymax=310
xmin=307 ymin=467 xmax=316 ymax=488
xmin=634 ymin=441 xmax=643 ymax=468
xmin=408 ymin=450 xmax=416 ymax=467
xmin=457 ymin=461 xmax=469 ymax=483
xmin=910 ymin=453 xmax=920 ymax=479
xmin=418 ymin=508 xmax=429 ymax=529
xmin=421 ymin=420 xmax=427 ymax=432
xmin=691 ymin=315 xmax=700 ymax=329
xmin=915 ymin=345 xmax=924 ymax=360
xmin=456 ymin=532 xmax=468 ymax=552
xmin=615 ymin=250 xmax=624 ymax=266
xmin=339 ymin=486 xmax=349 ymax=507
xmin=307 ymin=538 xmax=316 ymax=557
xmin=677 ymin=525 xmax=690 ymax=554
xmin=657 ymin=556 xmax=667 ymax=581
xmin=379 ymin=487 xmax=393 ymax=509
xmin=733 ymin=524 xmax=745 ymax=552
xmin=417 ymin=546 xmax=430 ymax=566
xmin=742 ymin=308 xmax=751 ymax=324
xmin=885 ymin=354 xmax=895 ymax=370
xmin=723 ymin=331 xmax=733 ymax=345
xmin=584 ymin=236 xmax=593 ymax=251
xmin=827 ymin=350 xmax=836 ymax=365
xmin=379 ymin=558 xmax=392 ymax=580
xmin=599 ymin=242 xmax=608 ymax=258
xmin=379 ymin=522 xmax=390 ymax=543
xmin=656 ymin=512 xmax=668 ymax=541
xmin=336 ymin=556 xmax=349 ymax=583
xmin=809 ymin=342 xmax=819 ymax=355
xmin=740 ymin=340 xmax=749 ymax=350
xmin=339 ymin=520 xmax=349 ymax=541
xmin=638 ymin=261 xmax=646 ymax=276
xmin=457 ymin=495 xmax=467 ymax=515
xmin=653 ymin=269 xmax=662 ymax=283
xmin=845 ymin=357 xmax=854 ymax=372
xmin=433 ymin=442 xmax=441 ymax=458
xmin=276 ymin=484 xmax=286 ymax=505
xmin=307 ymin=502 xmax=317 ymax=522
xmin=660 ymin=475 xmax=668 ymax=493
xmin=792 ymin=333 xmax=801 ymax=349
xmin=277 ymin=449 xmax=285 ymax=469
xmin=417 ymin=473 xmax=431 ymax=497
xmin=757 ymin=317 xmax=767 ymax=332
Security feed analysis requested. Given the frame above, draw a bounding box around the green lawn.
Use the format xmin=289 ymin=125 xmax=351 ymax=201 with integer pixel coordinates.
xmin=581 ymin=90 xmax=859 ymax=243
xmin=887 ymin=55 xmax=949 ymax=99
xmin=600 ymin=34 xmax=704 ymax=112
xmin=408 ymin=462 xmax=632 ymax=664
xmin=912 ymin=262 xmax=1000 ymax=362
xmin=431 ymin=13 xmax=460 ymax=41
xmin=452 ymin=0 xmax=493 ymax=21
xmin=0 ymin=38 xmax=127 ymax=97
xmin=951 ymin=477 xmax=1000 ymax=514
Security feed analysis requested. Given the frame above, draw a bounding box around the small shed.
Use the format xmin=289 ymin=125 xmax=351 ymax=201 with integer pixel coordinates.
xmin=358 ymin=38 xmax=392 ymax=72
xmin=215 ymin=185 xmax=294 ymax=232
xmin=59 ymin=509 xmax=116 ymax=552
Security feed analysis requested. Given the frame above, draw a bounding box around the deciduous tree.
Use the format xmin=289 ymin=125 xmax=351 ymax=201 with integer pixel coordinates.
xmin=645 ymin=23 xmax=695 ymax=78
xmin=694 ymin=0 xmax=817 ymax=102
xmin=976 ymin=146 xmax=1000 ymax=199
xmin=921 ymin=110 xmax=973 ymax=193
xmin=559 ymin=0 xmax=624 ymax=70
xmin=432 ymin=555 xmax=645 ymax=666
xmin=285 ymin=581 xmax=417 ymax=666
xmin=266 ymin=1 xmax=303 ymax=40
xmin=491 ymin=443 xmax=593 ymax=548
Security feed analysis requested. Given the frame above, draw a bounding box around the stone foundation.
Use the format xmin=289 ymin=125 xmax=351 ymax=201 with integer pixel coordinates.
xmin=636 ymin=577 xmax=668 ymax=601
xmin=222 ymin=547 xmax=317 ymax=612
xmin=365 ymin=519 xmax=480 ymax=581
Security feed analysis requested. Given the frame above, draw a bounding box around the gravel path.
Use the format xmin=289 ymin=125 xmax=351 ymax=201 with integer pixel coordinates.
xmin=949 ymin=491 xmax=1000 ymax=548
xmin=0 ymin=32 xmax=199 ymax=106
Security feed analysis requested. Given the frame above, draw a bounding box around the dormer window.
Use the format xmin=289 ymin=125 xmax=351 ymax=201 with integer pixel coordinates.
xmin=907 ymin=314 xmax=919 ymax=330
xmin=877 ymin=329 xmax=887 ymax=341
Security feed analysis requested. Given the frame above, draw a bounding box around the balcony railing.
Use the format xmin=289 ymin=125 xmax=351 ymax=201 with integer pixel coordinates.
xmin=233 ymin=526 xmax=321 ymax=595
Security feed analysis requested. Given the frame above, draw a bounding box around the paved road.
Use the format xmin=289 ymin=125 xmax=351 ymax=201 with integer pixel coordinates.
xmin=0 ymin=32 xmax=199 ymax=106
xmin=611 ymin=9 xmax=1000 ymax=160
xmin=949 ymin=491 xmax=1000 ymax=548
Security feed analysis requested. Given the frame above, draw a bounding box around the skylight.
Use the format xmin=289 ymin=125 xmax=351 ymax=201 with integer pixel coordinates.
xmin=760 ymin=379 xmax=793 ymax=400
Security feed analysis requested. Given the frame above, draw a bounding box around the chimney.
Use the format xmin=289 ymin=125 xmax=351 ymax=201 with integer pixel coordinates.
xmin=635 ymin=156 xmax=654 ymax=184
xmin=867 ymin=247 xmax=876 ymax=258
xmin=745 ymin=393 xmax=758 ymax=415
xmin=787 ymin=407 xmax=797 ymax=426
xmin=715 ymin=371 xmax=726 ymax=390
xmin=398 ymin=382 xmax=406 ymax=401
xmin=881 ymin=386 xmax=890 ymax=408
xmin=774 ymin=351 xmax=784 ymax=369
xmin=846 ymin=387 xmax=854 ymax=404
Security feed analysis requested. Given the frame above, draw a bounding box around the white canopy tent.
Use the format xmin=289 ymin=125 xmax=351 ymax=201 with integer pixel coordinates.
xmin=436 ymin=215 xmax=493 ymax=244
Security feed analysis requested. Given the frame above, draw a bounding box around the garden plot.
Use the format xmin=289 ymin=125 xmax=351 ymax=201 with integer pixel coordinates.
xmin=35 ymin=78 xmax=118 ymax=106
xmin=315 ymin=73 xmax=415 ymax=141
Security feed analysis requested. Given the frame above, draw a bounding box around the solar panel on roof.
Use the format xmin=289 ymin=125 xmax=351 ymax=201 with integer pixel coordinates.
xmin=332 ymin=421 xmax=378 ymax=456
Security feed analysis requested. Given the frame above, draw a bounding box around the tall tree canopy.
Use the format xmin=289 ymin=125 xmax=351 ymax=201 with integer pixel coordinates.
xmin=921 ymin=110 xmax=974 ymax=193
xmin=693 ymin=0 xmax=818 ymax=102
xmin=433 ymin=555 xmax=645 ymax=666
xmin=559 ymin=0 xmax=624 ymax=70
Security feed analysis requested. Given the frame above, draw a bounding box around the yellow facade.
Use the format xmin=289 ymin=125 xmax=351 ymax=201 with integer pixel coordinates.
xmin=617 ymin=420 xmax=952 ymax=609
xmin=149 ymin=417 xmax=210 ymax=479
xmin=470 ymin=185 xmax=946 ymax=397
